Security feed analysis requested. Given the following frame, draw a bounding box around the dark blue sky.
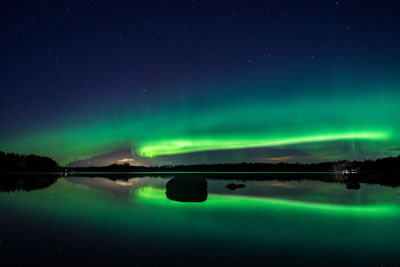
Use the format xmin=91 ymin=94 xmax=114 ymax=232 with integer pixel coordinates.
xmin=1 ymin=0 xmax=400 ymax=165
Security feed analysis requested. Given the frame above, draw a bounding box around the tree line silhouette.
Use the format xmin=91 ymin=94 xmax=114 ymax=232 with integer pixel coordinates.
xmin=0 ymin=151 xmax=59 ymax=172
xmin=73 ymin=161 xmax=336 ymax=172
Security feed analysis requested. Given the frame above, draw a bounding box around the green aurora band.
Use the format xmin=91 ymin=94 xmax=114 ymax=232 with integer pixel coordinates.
xmin=138 ymin=132 xmax=388 ymax=157
xmin=1 ymin=76 xmax=399 ymax=165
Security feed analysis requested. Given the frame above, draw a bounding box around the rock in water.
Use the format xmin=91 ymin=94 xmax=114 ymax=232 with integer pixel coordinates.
xmin=226 ymin=183 xmax=246 ymax=191
xmin=166 ymin=177 xmax=208 ymax=202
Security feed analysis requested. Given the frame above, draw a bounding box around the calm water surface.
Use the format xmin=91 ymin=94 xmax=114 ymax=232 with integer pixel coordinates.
xmin=0 ymin=174 xmax=399 ymax=266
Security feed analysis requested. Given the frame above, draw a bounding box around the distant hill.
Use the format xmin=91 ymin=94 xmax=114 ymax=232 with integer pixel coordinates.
xmin=0 ymin=151 xmax=59 ymax=172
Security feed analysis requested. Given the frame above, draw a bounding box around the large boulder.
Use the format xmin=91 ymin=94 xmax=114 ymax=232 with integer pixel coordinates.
xmin=166 ymin=177 xmax=207 ymax=202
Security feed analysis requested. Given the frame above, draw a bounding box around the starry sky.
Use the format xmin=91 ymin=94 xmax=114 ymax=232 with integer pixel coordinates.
xmin=1 ymin=0 xmax=400 ymax=166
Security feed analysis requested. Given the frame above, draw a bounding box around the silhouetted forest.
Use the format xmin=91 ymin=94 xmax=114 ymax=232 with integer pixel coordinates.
xmin=0 ymin=151 xmax=59 ymax=172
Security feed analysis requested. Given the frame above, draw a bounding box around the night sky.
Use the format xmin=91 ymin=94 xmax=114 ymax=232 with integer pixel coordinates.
xmin=1 ymin=0 xmax=400 ymax=166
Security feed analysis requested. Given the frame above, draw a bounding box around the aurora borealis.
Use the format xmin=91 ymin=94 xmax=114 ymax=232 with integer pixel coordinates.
xmin=1 ymin=1 xmax=400 ymax=166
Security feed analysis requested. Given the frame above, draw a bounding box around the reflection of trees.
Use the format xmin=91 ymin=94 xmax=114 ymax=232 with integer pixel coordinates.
xmin=64 ymin=171 xmax=400 ymax=188
xmin=0 ymin=175 xmax=58 ymax=192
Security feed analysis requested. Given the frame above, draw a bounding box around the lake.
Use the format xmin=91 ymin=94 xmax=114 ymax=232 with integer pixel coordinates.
xmin=0 ymin=174 xmax=399 ymax=266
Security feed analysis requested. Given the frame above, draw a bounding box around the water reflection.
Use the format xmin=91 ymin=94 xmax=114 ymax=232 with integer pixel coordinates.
xmin=0 ymin=174 xmax=57 ymax=192
xmin=346 ymin=181 xmax=361 ymax=190
xmin=1 ymin=174 xmax=400 ymax=266
xmin=65 ymin=176 xmax=151 ymax=197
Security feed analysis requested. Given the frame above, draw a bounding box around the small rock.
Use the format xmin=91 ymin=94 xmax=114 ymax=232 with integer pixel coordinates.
xmin=226 ymin=183 xmax=246 ymax=191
